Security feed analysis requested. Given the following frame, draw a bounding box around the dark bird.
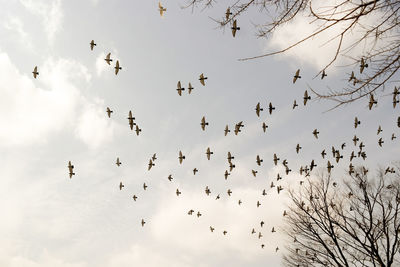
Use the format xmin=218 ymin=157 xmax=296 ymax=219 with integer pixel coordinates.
xmin=114 ymin=60 xmax=121 ymax=75
xmin=32 ymin=66 xmax=39 ymax=79
xmin=310 ymin=159 xmax=317 ymax=171
xmin=178 ymin=151 xmax=185 ymax=164
xmin=224 ymin=170 xmax=230 ymax=180
xmin=321 ymin=70 xmax=327 ymax=79
xmin=225 ymin=7 xmax=232 ymax=20
xmin=227 ymin=152 xmax=234 ymax=163
xmin=256 ymin=155 xmax=263 ymax=166
xmin=296 ymin=144 xmax=302 ymax=154
xmin=152 ymin=153 xmax=157 ymax=161
xmin=257 ymin=201 xmax=261 ymax=207
xmin=321 ymin=149 xmax=326 ymax=159
xmin=135 ymin=125 xmax=142 ymax=136
xmin=227 ymin=189 xmax=232 ymax=196
xmin=168 ymin=175 xmax=173 ymax=181
xmin=148 ymin=159 xmax=155 ymax=171
xmin=268 ymin=102 xmax=275 ymax=114
xmin=224 ymin=125 xmax=230 ymax=136
xmin=206 ymin=147 xmax=213 ymax=160
xmin=90 ymin=40 xmax=96 ymax=50
xmin=231 ymin=20 xmax=240 ymax=37
xmin=127 ymin=111 xmax=136 ymax=130
xmin=188 ymin=209 xmax=194 ymax=215
xmin=199 ymin=73 xmax=208 ymax=86
xmin=377 ymin=125 xmax=382 ymax=135
xmin=262 ymin=122 xmax=268 ymax=132
xmin=353 ymin=135 xmax=359 ymax=146
xmin=210 ymin=226 xmax=215 ymax=232
xmin=158 ymin=2 xmax=167 ymax=17
xmin=143 ymin=183 xmax=148 ymax=190
xmin=292 ymin=100 xmax=298 ymax=109
xmin=293 ymin=69 xmax=301 ymax=83
xmin=119 ymin=182 xmax=124 ymax=190
xmin=193 ymin=168 xmax=198 ymax=175
xmin=67 ymin=161 xmax=75 ymax=178
xmin=176 ymin=189 xmax=181 ymax=196
xmin=141 ymin=219 xmax=145 ymax=227
xmin=132 ymin=195 xmax=137 ymax=201
xmin=327 ymin=161 xmax=334 ymax=173
xmin=392 ymin=133 xmax=396 ymax=140
xmin=200 ymin=116 xmax=209 ymax=131
xmin=205 ymin=186 xmax=211 ymax=195
xmin=104 ymin=53 xmax=113 ymax=65
xmin=378 ymin=138 xmax=384 ymax=147
xmin=349 ymin=71 xmax=355 ymax=82
xmin=341 ymin=142 xmax=346 ymax=150
xmin=255 ymin=102 xmax=263 ymax=117
xmin=354 ymin=117 xmax=361 ymax=128
xmin=369 ymin=94 xmax=377 ymax=110
xmin=188 ymin=82 xmax=194 ymax=94
xmin=176 ymin=81 xmax=185 ymax=96
xmin=277 ymin=185 xmax=283 ymax=194
xmin=313 ymin=129 xmax=319 ymax=139
xmin=116 ymin=157 xmax=121 ymax=166
xmin=303 ymin=90 xmax=311 ymax=106
xmin=252 ymin=170 xmax=258 ymax=177
xmin=273 ymin=153 xmax=280 ymax=165
xmin=106 ymin=107 xmax=113 ymax=118
xmin=360 ymin=58 xmax=368 ymax=73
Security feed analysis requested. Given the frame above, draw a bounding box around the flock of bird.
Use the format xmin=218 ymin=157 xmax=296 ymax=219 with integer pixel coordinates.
xmin=37 ymin=1 xmax=399 ymax=254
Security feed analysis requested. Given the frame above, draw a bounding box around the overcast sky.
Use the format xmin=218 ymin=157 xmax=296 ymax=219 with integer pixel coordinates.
xmin=0 ymin=0 xmax=399 ymax=266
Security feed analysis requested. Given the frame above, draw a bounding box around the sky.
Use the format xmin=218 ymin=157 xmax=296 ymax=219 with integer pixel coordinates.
xmin=0 ymin=0 xmax=399 ymax=266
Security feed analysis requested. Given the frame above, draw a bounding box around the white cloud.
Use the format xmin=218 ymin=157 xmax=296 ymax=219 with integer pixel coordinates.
xmin=19 ymin=0 xmax=63 ymax=44
xmin=3 ymin=16 xmax=32 ymax=50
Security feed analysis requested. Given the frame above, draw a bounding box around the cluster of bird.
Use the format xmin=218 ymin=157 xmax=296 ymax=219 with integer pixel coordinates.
xmin=58 ymin=2 xmax=400 ymax=254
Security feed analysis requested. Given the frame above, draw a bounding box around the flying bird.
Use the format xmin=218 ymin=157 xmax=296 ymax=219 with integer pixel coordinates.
xmin=360 ymin=58 xmax=368 ymax=73
xmin=167 ymin=175 xmax=173 ymax=181
xmin=255 ymin=102 xmax=263 ymax=117
xmin=135 ymin=125 xmax=142 ymax=136
xmin=193 ymin=168 xmax=198 ymax=175
xmin=224 ymin=170 xmax=230 ymax=180
xmin=114 ymin=60 xmax=122 ymax=75
xmin=354 ymin=117 xmax=361 ymax=128
xmin=90 ymin=40 xmax=96 ymax=50
xmin=178 ymin=151 xmax=185 ymax=164
xmin=303 ymin=90 xmax=311 ymax=106
xmin=292 ymin=100 xmax=298 ymax=109
xmin=296 ymin=144 xmax=302 ymax=154
xmin=273 ymin=153 xmax=280 ymax=166
xmin=313 ymin=129 xmax=320 ymax=139
xmin=256 ymin=155 xmax=263 ymax=166
xmin=199 ymin=73 xmax=207 ymax=86
xmin=231 ymin=19 xmax=240 ymax=37
xmin=119 ymin=182 xmax=124 ymax=190
xmin=225 ymin=7 xmax=232 ymax=20
xmin=200 ymin=116 xmax=209 ymax=131
xmin=104 ymin=53 xmax=113 ymax=65
xmin=143 ymin=183 xmax=148 ymax=190
xmin=158 ymin=2 xmax=166 ymax=17
xmin=176 ymin=81 xmax=185 ymax=96
xmin=262 ymin=122 xmax=268 ymax=132
xmin=32 ymin=66 xmax=39 ymax=79
xmin=68 ymin=161 xmax=75 ymax=178
xmin=176 ymin=189 xmax=181 ymax=196
xmin=321 ymin=70 xmax=327 ymax=79
xmin=252 ymin=170 xmax=258 ymax=177
xmin=132 ymin=195 xmax=137 ymax=201
xmin=206 ymin=147 xmax=213 ymax=160
xmin=116 ymin=157 xmax=121 ymax=166
xmin=188 ymin=82 xmax=194 ymax=94
xmin=293 ymin=69 xmax=301 ymax=83
xmin=127 ymin=111 xmax=135 ymax=130
xmin=148 ymin=159 xmax=155 ymax=171
xmin=106 ymin=107 xmax=113 ymax=118
xmin=224 ymin=125 xmax=230 ymax=136
xmin=268 ymin=102 xmax=275 ymax=114
xmin=368 ymin=94 xmax=377 ymax=110
xmin=141 ymin=219 xmax=146 ymax=227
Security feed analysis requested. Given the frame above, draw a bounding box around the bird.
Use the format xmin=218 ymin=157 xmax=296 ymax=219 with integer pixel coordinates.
xmin=238 ymin=199 xmax=242 ymax=205
xmin=127 ymin=111 xmax=136 ymax=130
xmin=104 ymin=53 xmax=113 ymax=65
xmin=143 ymin=183 xmax=148 ymax=190
xmin=193 ymin=168 xmax=198 ymax=175
xmin=141 ymin=219 xmax=145 ymax=227
xmin=227 ymin=189 xmax=232 ymax=196
xmin=67 ymin=161 xmax=75 ymax=178
xmin=321 ymin=70 xmax=327 ymax=79
xmin=270 ymin=181 xmax=275 ymax=188
xmin=261 ymin=244 xmax=265 ymax=249
xmin=271 ymin=227 xmax=276 ymax=233
xmin=32 ymin=66 xmax=39 ymax=79
xmin=116 ymin=157 xmax=121 ymax=166
xmin=223 ymin=230 xmax=228 ymax=235
xmin=349 ymin=71 xmax=355 ymax=82
xmin=296 ymin=144 xmax=302 ymax=154
xmin=255 ymin=102 xmax=263 ymax=117
xmin=224 ymin=170 xmax=230 ymax=180
xmin=206 ymin=147 xmax=213 ymax=160
xmin=200 ymin=116 xmax=209 ymax=131
xmin=268 ymin=102 xmax=275 ymax=114
xmin=168 ymin=175 xmax=173 ymax=182
xmin=303 ymin=90 xmax=311 ymax=106
xmin=377 ymin=125 xmax=382 ymax=135
xmin=148 ymin=159 xmax=155 ymax=171
xmin=393 ymin=94 xmax=399 ymax=108
xmin=197 ymin=211 xmax=202 ymax=217
xmin=282 ymin=159 xmax=288 ymax=167
xmin=257 ymin=201 xmax=261 ymax=207
xmin=176 ymin=189 xmax=181 ymax=196
xmin=293 ymin=69 xmax=301 ymax=83
xmin=188 ymin=82 xmax=194 ymax=94
xmin=225 ymin=7 xmax=232 ymax=20
xmin=327 ymin=161 xmax=334 ymax=173
xmin=354 ymin=117 xmax=361 ymax=128
xmin=273 ymin=153 xmax=280 ymax=165
xmin=188 ymin=209 xmax=194 ymax=215
xmin=106 ymin=107 xmax=113 ymax=118
xmin=350 ymin=151 xmax=356 ymax=161
xmin=262 ymin=189 xmax=267 ymax=196
xmin=310 ymin=159 xmax=317 ymax=171
xmin=216 ymin=194 xmax=220 ymax=200
xmin=229 ymin=162 xmax=235 ymax=172
xmin=277 ymin=185 xmax=283 ymax=194
xmin=90 ymin=40 xmax=96 ymax=50
xmin=231 ymin=19 xmax=240 ymax=37
xmin=368 ymin=94 xmax=377 ymax=110
xmin=256 ymin=155 xmax=263 ymax=166
xmin=119 ymin=182 xmax=124 ymax=190
xmin=210 ymin=226 xmax=215 ymax=232
xmin=292 ymin=100 xmax=298 ymax=109
xmin=132 ymin=195 xmax=137 ymax=201
xmin=258 ymin=232 xmax=263 ymax=239
xmin=176 ymin=81 xmax=185 ymax=96
xmin=283 ymin=210 xmax=287 ymax=216
xmin=227 ymin=152 xmax=234 ymax=163
xmin=392 ymin=133 xmax=397 ymax=140
xmin=178 ymin=151 xmax=185 ymax=164
xmin=360 ymin=58 xmax=368 ymax=73
xmin=353 ymin=135 xmax=359 ymax=145
xmin=224 ymin=125 xmax=230 ymax=136
xmin=398 ymin=116 xmax=400 ymax=127
xmin=114 ymin=60 xmax=121 ymax=75
xmin=252 ymin=170 xmax=258 ymax=177
xmin=262 ymin=122 xmax=268 ymax=132
xmin=199 ymin=73 xmax=207 ymax=86
xmin=378 ymin=138 xmax=384 ymax=147
xmin=135 ymin=125 xmax=142 ymax=136
xmin=152 ymin=153 xmax=157 ymax=161
xmin=205 ymin=186 xmax=211 ymax=195
xmin=276 ymin=174 xmax=282 ymax=181
xmin=158 ymin=2 xmax=166 ymax=17
xmin=313 ymin=129 xmax=319 ymax=139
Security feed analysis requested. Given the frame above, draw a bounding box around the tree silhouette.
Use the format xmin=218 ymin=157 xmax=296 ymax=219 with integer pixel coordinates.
xmin=283 ymin=164 xmax=400 ymax=266
xmin=185 ymin=0 xmax=400 ymax=108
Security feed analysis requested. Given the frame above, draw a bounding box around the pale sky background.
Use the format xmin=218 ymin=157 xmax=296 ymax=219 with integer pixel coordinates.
xmin=0 ymin=0 xmax=399 ymax=266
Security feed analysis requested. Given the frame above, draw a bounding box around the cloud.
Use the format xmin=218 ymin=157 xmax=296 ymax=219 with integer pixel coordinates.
xmin=19 ymin=0 xmax=63 ymax=44
xmin=3 ymin=16 xmax=32 ymax=50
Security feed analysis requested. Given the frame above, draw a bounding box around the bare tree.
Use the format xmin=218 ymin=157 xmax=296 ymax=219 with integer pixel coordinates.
xmin=283 ymin=164 xmax=400 ymax=267
xmin=184 ymin=0 xmax=400 ymax=108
